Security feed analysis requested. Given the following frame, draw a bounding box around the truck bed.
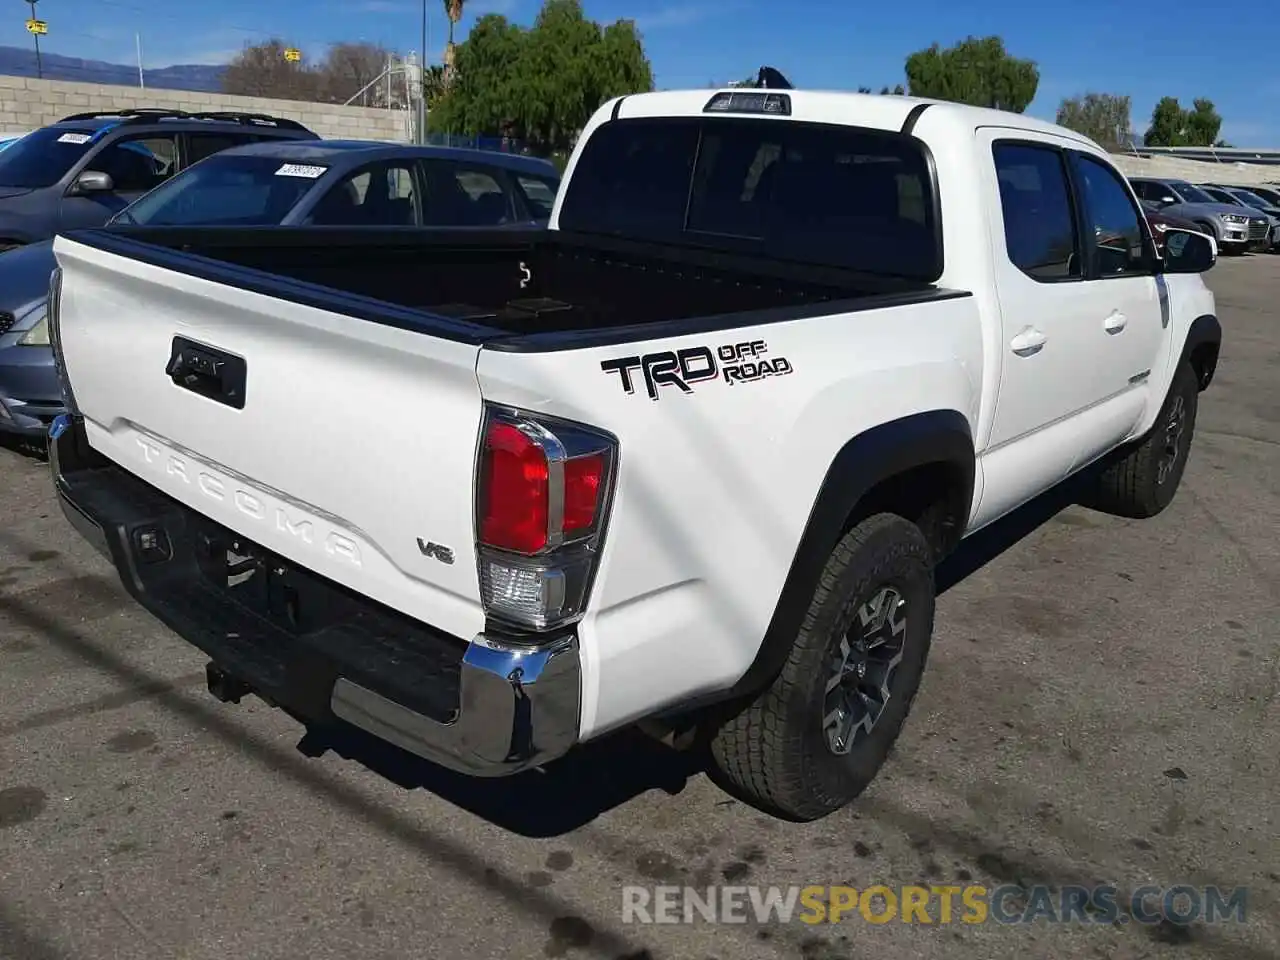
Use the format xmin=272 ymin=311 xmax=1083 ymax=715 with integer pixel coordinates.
xmin=71 ymin=225 xmax=953 ymax=348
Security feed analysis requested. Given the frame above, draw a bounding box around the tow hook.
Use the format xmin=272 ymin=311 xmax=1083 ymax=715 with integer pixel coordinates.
xmin=206 ymin=662 xmax=252 ymax=704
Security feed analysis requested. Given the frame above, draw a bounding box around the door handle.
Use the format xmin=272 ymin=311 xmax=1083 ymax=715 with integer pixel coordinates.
xmin=1010 ymin=326 xmax=1047 ymax=357
xmin=1104 ymin=310 xmax=1127 ymax=334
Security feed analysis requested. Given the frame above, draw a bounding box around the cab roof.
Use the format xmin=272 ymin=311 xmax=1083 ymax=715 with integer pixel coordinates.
xmin=607 ymin=87 xmax=1103 ymax=152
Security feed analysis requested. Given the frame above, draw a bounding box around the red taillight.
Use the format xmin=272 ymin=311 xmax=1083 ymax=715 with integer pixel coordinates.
xmin=479 ymin=421 xmax=550 ymax=554
xmin=563 ymin=453 xmax=603 ymax=533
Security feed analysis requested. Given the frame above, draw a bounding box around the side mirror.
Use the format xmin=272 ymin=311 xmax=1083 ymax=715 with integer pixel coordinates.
xmin=71 ymin=170 xmax=114 ymax=195
xmin=1160 ymin=229 xmax=1216 ymax=274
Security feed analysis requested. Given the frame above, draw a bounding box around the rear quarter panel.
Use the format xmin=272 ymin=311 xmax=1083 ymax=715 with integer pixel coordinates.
xmin=477 ymin=297 xmax=984 ymax=739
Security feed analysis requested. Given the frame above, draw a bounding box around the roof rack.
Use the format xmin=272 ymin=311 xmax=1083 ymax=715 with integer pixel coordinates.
xmin=751 ymin=66 xmax=794 ymax=90
xmin=186 ymin=111 xmax=312 ymax=132
xmin=56 ymin=107 xmax=311 ymax=133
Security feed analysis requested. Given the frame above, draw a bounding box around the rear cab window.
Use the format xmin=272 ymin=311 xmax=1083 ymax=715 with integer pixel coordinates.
xmin=557 ymin=115 xmax=941 ymax=281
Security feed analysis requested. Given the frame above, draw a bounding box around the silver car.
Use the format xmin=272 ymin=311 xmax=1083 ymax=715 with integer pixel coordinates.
xmin=1199 ymin=184 xmax=1280 ymax=251
xmin=1128 ymin=177 xmax=1270 ymax=253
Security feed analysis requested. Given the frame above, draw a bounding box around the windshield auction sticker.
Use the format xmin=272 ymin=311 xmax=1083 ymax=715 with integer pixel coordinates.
xmin=57 ymin=133 xmax=92 ymax=145
xmin=274 ymin=163 xmax=328 ymax=179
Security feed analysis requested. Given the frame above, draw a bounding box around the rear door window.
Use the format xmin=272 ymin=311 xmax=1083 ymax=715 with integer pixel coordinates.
xmin=557 ymin=116 xmax=940 ymax=279
xmin=513 ymin=174 xmax=559 ymax=219
xmin=309 ymin=161 xmax=419 ymax=226
xmin=420 ymin=161 xmax=515 ymax=226
xmin=992 ymin=143 xmax=1081 ymax=281
xmin=184 ymin=132 xmax=255 ymax=166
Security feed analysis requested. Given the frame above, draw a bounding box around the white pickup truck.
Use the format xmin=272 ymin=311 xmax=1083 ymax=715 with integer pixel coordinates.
xmin=47 ymin=82 xmax=1222 ymax=822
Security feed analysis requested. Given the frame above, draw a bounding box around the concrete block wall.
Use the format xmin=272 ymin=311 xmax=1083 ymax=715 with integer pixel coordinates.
xmin=0 ymin=75 xmax=410 ymax=142
xmin=1108 ymin=153 xmax=1278 ymax=187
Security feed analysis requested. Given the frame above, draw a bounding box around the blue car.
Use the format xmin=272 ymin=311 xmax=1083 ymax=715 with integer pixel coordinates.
xmin=0 ymin=109 xmax=318 ymax=253
xmin=0 ymin=139 xmax=561 ymax=438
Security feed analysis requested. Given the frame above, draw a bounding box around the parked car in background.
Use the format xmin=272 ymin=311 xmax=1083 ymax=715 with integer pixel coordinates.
xmin=110 ymin=139 xmax=561 ymax=229
xmin=1127 ymin=176 xmax=1270 ymax=254
xmin=0 ymin=109 xmax=319 ymax=253
xmin=0 ymin=139 xmax=561 ymax=439
xmin=1243 ymin=184 xmax=1280 ymax=209
xmin=1139 ymin=199 xmax=1203 ymax=256
xmin=1197 ymin=183 xmax=1280 ymax=251
xmin=0 ymin=243 xmax=60 ymax=436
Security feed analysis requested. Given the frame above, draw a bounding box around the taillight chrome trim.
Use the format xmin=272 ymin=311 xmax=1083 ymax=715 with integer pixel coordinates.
xmin=503 ymin=414 xmax=569 ymax=551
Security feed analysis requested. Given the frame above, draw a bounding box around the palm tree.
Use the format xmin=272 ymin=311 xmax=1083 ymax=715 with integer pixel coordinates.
xmin=423 ymin=64 xmax=447 ymax=105
xmin=443 ymin=0 xmax=464 ymax=82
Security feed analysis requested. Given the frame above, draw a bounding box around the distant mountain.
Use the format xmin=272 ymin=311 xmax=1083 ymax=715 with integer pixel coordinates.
xmin=0 ymin=45 xmax=226 ymax=93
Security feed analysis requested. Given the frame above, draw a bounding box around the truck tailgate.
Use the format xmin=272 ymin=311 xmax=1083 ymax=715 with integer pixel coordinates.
xmin=52 ymin=236 xmax=488 ymax=642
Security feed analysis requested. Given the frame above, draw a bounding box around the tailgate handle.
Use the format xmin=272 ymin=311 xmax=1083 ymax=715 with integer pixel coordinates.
xmin=165 ymin=337 xmax=246 ymax=410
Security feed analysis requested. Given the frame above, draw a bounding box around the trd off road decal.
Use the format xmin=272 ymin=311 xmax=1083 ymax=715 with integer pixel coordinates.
xmin=600 ymin=339 xmax=793 ymax=401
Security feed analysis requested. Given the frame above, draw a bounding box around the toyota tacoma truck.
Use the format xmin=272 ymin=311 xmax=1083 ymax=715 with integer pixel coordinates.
xmin=45 ymin=81 xmax=1222 ymax=821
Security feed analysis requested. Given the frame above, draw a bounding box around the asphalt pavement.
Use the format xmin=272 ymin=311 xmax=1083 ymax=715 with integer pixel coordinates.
xmin=1 ymin=255 xmax=1277 ymax=960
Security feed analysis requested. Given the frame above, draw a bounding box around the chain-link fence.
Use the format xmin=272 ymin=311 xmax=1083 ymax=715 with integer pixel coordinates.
xmin=421 ymin=132 xmax=531 ymax=154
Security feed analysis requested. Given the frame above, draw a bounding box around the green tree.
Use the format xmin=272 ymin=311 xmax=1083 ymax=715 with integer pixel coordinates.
xmin=1143 ymin=96 xmax=1184 ymax=146
xmin=904 ymin=35 xmax=1038 ymax=112
xmin=1143 ymin=96 xmax=1224 ymax=147
xmin=857 ymin=84 xmax=905 ymax=95
xmin=1055 ymin=92 xmax=1132 ymax=151
xmin=1185 ymin=98 xmax=1223 ymax=146
xmin=429 ymin=0 xmax=653 ymax=153
xmin=422 ymin=64 xmax=447 ymax=107
xmin=427 ymin=14 xmax=525 ymax=136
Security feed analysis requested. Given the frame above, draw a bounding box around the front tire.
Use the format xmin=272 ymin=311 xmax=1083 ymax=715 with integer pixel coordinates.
xmin=1085 ymin=360 xmax=1199 ymax=519
xmin=708 ymin=513 xmax=936 ymax=821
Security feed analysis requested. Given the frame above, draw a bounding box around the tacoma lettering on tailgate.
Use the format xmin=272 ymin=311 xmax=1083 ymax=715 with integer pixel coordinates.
xmin=134 ymin=435 xmax=362 ymax=567
xmin=600 ymin=339 xmax=794 ymax=401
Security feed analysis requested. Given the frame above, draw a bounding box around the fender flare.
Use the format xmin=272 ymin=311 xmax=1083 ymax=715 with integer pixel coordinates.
xmin=1177 ymin=313 xmax=1221 ymax=390
xmin=719 ymin=409 xmax=975 ymax=704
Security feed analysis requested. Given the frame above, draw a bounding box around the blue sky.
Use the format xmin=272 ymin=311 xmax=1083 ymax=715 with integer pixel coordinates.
xmin=4 ymin=0 xmax=1279 ymax=144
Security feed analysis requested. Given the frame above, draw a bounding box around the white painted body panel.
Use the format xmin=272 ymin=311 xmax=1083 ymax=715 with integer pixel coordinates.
xmin=53 ymin=237 xmax=489 ymax=643
xmin=53 ymin=88 xmax=1215 ymax=743
xmin=477 ymin=296 xmax=983 ymax=737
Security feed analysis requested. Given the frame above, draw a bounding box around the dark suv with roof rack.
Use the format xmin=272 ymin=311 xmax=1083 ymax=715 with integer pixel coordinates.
xmin=0 ymin=108 xmax=317 ymax=253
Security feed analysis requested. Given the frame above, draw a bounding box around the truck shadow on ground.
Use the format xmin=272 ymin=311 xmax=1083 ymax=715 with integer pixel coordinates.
xmin=313 ymin=470 xmax=1100 ymax=838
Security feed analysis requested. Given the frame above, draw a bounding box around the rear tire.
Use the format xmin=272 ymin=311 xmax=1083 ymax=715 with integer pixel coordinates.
xmin=1085 ymin=360 xmax=1199 ymax=519
xmin=708 ymin=513 xmax=935 ymax=821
